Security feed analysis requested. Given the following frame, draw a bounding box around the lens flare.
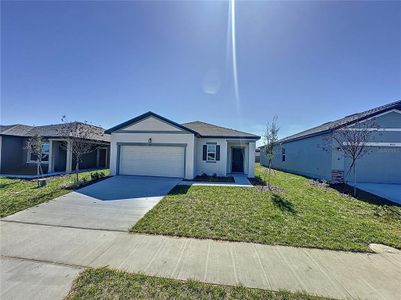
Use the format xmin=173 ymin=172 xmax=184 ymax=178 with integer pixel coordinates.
xmin=230 ymin=0 xmax=240 ymax=111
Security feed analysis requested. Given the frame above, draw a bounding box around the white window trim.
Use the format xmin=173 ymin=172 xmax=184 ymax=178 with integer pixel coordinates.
xmin=27 ymin=143 xmax=50 ymax=164
xmin=344 ymin=128 xmax=401 ymax=132
xmin=342 ymin=142 xmax=401 ymax=147
xmin=206 ymin=144 xmax=217 ymax=162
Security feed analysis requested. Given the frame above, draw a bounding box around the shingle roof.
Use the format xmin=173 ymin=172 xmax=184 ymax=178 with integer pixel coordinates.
xmin=278 ymin=100 xmax=401 ymax=144
xmin=105 ymin=111 xmax=260 ymax=139
xmin=182 ymin=121 xmax=260 ymax=139
xmin=0 ymin=124 xmax=34 ymax=136
xmin=0 ymin=122 xmax=110 ymax=142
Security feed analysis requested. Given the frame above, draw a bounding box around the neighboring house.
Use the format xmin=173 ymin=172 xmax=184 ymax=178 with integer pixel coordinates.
xmin=105 ymin=112 xmax=260 ymax=179
xmin=255 ymin=148 xmax=260 ymax=163
xmin=0 ymin=123 xmax=110 ymax=175
xmin=260 ymin=100 xmax=401 ymax=184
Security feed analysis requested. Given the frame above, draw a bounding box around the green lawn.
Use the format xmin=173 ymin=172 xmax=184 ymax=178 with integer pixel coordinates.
xmin=0 ymin=169 xmax=109 ymax=218
xmin=66 ymin=267 xmax=327 ymax=300
xmin=131 ymin=164 xmax=401 ymax=252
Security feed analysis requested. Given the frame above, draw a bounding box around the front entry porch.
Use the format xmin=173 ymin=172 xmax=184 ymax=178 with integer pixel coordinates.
xmin=48 ymin=139 xmax=109 ymax=174
xmin=231 ymin=147 xmax=244 ymax=173
xmin=226 ymin=140 xmax=255 ymax=177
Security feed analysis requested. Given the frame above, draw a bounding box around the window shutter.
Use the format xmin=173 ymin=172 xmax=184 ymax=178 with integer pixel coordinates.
xmin=202 ymin=145 xmax=207 ymax=160
xmin=216 ymin=145 xmax=220 ymax=161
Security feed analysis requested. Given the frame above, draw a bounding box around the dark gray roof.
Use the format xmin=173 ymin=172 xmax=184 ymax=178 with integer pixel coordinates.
xmin=0 ymin=122 xmax=110 ymax=142
xmin=0 ymin=124 xmax=33 ymax=136
xmin=182 ymin=121 xmax=260 ymax=139
xmin=105 ymin=111 xmax=260 ymax=139
xmin=278 ymin=100 xmax=401 ymax=144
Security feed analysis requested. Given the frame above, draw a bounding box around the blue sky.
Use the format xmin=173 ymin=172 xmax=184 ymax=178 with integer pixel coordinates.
xmin=1 ymin=1 xmax=400 ymax=145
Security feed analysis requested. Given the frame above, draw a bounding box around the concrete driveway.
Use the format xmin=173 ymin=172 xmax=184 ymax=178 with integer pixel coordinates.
xmin=2 ymin=176 xmax=181 ymax=231
xmin=356 ymin=183 xmax=401 ymax=205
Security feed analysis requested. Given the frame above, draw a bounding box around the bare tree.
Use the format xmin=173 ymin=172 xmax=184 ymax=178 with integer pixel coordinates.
xmin=25 ymin=133 xmax=46 ymax=186
xmin=58 ymin=116 xmax=104 ymax=182
xmin=263 ymin=116 xmax=279 ymax=190
xmin=331 ymin=121 xmax=378 ymax=196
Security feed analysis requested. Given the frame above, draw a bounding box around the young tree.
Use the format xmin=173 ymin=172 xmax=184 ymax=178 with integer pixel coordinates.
xmin=58 ymin=116 xmax=104 ymax=182
xmin=263 ymin=116 xmax=279 ymax=190
xmin=25 ymin=133 xmax=46 ymax=186
xmin=331 ymin=121 xmax=378 ymax=196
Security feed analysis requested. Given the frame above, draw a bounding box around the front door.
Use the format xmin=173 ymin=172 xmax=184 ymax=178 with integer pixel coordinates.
xmin=98 ymin=148 xmax=107 ymax=168
xmin=232 ymin=148 xmax=244 ymax=173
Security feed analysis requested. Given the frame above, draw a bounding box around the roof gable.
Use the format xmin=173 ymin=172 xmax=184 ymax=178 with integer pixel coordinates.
xmin=352 ymin=109 xmax=401 ymax=128
xmin=105 ymin=112 xmax=198 ymax=135
xmin=119 ymin=116 xmax=185 ymax=132
xmin=278 ymin=100 xmax=401 ymax=144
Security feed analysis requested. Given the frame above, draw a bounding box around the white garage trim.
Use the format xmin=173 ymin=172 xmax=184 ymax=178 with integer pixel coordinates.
xmin=345 ymin=128 xmax=401 ymax=132
xmin=116 ymin=142 xmax=187 ymax=177
xmin=365 ymin=142 xmax=401 ymax=147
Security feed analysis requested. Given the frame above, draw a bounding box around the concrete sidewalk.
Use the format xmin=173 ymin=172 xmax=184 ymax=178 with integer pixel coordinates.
xmin=2 ymin=176 xmax=181 ymax=231
xmin=1 ymin=257 xmax=81 ymax=300
xmin=1 ymin=221 xmax=400 ymax=300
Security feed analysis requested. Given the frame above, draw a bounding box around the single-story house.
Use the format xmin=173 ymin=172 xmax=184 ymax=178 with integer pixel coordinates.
xmin=105 ymin=112 xmax=260 ymax=179
xmin=260 ymin=100 xmax=401 ymax=184
xmin=0 ymin=123 xmax=110 ymax=175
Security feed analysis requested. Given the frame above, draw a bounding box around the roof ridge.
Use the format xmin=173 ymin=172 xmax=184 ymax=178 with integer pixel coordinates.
xmin=277 ymin=99 xmax=401 ymax=143
xmin=182 ymin=120 xmax=251 ymax=134
xmin=182 ymin=120 xmax=259 ymax=138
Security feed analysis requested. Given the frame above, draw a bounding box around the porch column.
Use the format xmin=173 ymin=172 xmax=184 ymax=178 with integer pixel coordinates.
xmin=48 ymin=140 xmax=54 ymax=172
xmin=223 ymin=140 xmax=228 ymax=176
xmin=106 ymin=147 xmax=110 ymax=168
xmin=96 ymin=148 xmax=100 ymax=168
xmin=248 ymin=142 xmax=256 ymax=177
xmin=66 ymin=140 xmax=73 ymax=173
xmin=0 ymin=136 xmax=2 ymax=173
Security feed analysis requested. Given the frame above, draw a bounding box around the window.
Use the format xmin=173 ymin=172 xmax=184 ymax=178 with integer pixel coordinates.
xmin=207 ymin=144 xmax=216 ymax=161
xmin=27 ymin=143 xmax=49 ymax=163
xmin=282 ymin=148 xmax=286 ymax=162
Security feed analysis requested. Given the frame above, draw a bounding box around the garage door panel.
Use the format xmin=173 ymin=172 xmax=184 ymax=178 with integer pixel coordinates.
xmin=119 ymin=145 xmax=185 ymax=178
xmin=345 ymin=147 xmax=401 ymax=184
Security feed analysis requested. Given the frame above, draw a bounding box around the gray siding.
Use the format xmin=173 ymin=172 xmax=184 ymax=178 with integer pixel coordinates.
xmin=261 ymin=109 xmax=401 ymax=184
xmin=371 ymin=111 xmax=401 ymax=128
xmin=0 ymin=136 xmax=25 ymax=173
xmin=0 ymin=136 xmax=109 ymax=175
xmin=261 ymin=134 xmax=333 ymax=181
xmin=71 ymin=145 xmax=110 ymax=170
xmin=344 ymin=111 xmax=401 ymax=184
xmin=53 ymin=141 xmax=67 ymax=172
xmin=72 ymin=150 xmax=97 ymax=170
xmin=344 ymin=147 xmax=401 ymax=184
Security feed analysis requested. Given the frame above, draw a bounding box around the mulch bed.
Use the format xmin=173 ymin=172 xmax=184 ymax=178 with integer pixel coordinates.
xmin=249 ymin=177 xmax=285 ymax=193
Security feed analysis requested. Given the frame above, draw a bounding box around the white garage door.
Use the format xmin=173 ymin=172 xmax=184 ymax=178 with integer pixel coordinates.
xmin=345 ymin=146 xmax=401 ymax=184
xmin=119 ymin=145 xmax=185 ymax=178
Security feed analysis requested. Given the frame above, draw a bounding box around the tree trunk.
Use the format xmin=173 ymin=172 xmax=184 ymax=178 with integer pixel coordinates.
xmin=36 ymin=159 xmax=40 ymax=187
xmin=268 ymin=159 xmax=272 ymax=190
xmin=353 ymin=162 xmax=357 ymax=197
xmin=75 ymin=161 xmax=79 ymax=183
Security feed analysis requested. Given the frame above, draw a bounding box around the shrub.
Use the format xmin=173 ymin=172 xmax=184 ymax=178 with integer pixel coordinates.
xmin=90 ymin=171 xmax=106 ymax=181
xmin=374 ymin=205 xmax=401 ymax=219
